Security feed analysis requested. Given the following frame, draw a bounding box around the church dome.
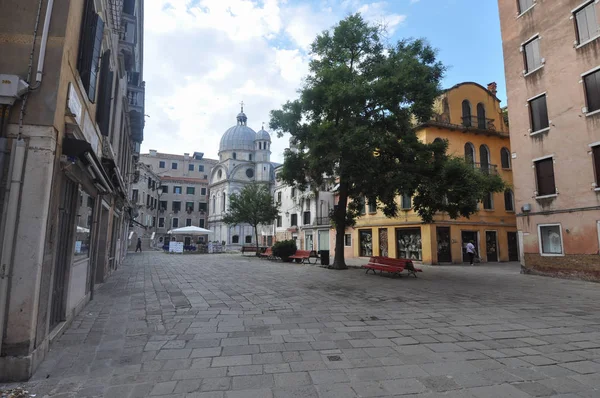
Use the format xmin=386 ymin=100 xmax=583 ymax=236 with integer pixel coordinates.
xmin=219 ymin=108 xmax=256 ymax=152
xmin=255 ymin=126 xmax=271 ymax=142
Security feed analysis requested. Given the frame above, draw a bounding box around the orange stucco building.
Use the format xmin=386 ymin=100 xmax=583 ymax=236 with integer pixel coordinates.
xmin=335 ymin=82 xmax=518 ymax=264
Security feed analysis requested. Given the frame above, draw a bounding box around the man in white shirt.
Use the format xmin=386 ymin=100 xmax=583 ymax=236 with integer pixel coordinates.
xmin=466 ymin=241 xmax=476 ymax=265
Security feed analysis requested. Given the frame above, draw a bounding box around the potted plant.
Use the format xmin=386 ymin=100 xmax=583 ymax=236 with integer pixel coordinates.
xmin=272 ymin=240 xmax=297 ymax=262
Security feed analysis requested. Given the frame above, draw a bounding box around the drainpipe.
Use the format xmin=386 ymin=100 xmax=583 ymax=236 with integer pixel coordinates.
xmin=33 ymin=0 xmax=55 ymax=88
xmin=0 ymin=140 xmax=26 ymax=355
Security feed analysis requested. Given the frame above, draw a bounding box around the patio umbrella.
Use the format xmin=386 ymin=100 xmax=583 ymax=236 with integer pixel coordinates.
xmin=167 ymin=226 xmax=214 ymax=235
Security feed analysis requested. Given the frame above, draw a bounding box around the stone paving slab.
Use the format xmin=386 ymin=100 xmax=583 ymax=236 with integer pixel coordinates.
xmin=2 ymin=252 xmax=600 ymax=397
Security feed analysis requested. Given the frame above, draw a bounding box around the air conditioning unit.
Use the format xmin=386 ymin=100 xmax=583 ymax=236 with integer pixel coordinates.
xmin=0 ymin=75 xmax=29 ymax=105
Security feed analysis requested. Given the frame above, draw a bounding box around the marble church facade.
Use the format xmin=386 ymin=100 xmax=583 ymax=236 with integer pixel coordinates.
xmin=208 ymin=106 xmax=277 ymax=248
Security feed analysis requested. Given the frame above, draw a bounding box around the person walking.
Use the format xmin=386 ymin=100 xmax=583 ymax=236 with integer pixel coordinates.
xmin=135 ymin=237 xmax=142 ymax=252
xmin=466 ymin=240 xmax=477 ymax=265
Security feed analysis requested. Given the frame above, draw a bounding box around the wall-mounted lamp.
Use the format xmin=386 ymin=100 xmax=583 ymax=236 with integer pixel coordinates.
xmin=285 ymin=211 xmax=289 ymax=218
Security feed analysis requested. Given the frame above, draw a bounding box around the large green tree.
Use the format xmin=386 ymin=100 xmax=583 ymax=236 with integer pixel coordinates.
xmin=270 ymin=14 xmax=504 ymax=269
xmin=222 ymin=183 xmax=280 ymax=255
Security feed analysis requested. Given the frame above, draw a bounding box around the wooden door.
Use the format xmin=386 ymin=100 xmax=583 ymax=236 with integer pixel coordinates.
xmin=507 ymin=232 xmax=519 ymax=261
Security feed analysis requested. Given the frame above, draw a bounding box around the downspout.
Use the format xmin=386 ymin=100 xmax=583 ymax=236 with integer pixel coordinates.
xmin=0 ymin=0 xmax=45 ymax=356
xmin=33 ymin=0 xmax=55 ymax=86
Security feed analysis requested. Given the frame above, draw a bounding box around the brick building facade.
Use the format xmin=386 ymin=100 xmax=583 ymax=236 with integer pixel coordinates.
xmin=498 ymin=0 xmax=600 ymax=280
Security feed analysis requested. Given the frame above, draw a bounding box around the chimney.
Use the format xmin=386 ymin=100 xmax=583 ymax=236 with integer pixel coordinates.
xmin=487 ymin=82 xmax=498 ymax=96
xmin=184 ymin=153 xmax=190 ymax=159
xmin=149 ymin=149 xmax=157 ymax=156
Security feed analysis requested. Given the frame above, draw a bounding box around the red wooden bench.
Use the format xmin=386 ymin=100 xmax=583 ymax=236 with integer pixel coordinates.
xmin=362 ymin=256 xmax=423 ymax=278
xmin=288 ymin=250 xmax=319 ymax=264
xmin=241 ymin=245 xmax=259 ymax=255
xmin=259 ymin=247 xmax=274 ymax=260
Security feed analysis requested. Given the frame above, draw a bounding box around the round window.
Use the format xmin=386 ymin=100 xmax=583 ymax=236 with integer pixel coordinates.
xmin=246 ymin=169 xmax=254 ymax=178
xmin=217 ymin=170 xmax=222 ymax=179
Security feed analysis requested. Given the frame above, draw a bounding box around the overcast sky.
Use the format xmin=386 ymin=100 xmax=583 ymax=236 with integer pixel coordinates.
xmin=142 ymin=0 xmax=506 ymax=163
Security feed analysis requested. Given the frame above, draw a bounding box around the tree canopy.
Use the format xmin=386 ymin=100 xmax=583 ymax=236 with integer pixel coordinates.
xmin=270 ymin=14 xmax=504 ymax=269
xmin=222 ymin=183 xmax=279 ymax=255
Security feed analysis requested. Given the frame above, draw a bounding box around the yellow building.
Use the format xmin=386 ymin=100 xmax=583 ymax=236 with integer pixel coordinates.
xmin=341 ymin=82 xmax=517 ymax=264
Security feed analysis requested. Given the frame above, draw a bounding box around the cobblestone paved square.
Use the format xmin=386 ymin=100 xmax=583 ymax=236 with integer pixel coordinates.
xmin=2 ymin=252 xmax=600 ymax=397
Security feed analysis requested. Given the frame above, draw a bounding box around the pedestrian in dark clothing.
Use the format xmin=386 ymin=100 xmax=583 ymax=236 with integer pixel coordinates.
xmin=135 ymin=237 xmax=142 ymax=252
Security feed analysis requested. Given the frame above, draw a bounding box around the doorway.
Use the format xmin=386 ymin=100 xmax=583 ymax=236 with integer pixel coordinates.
xmin=461 ymin=230 xmax=478 ymax=262
xmin=318 ymin=230 xmax=329 ymax=251
xmin=50 ymin=178 xmax=78 ymax=330
xmin=184 ymin=236 xmax=191 ymax=246
xmin=486 ymin=231 xmax=498 ymax=262
xmin=507 ymin=232 xmax=519 ymax=261
xmin=436 ymin=227 xmax=452 ymax=263
xmin=95 ymin=206 xmax=110 ymax=283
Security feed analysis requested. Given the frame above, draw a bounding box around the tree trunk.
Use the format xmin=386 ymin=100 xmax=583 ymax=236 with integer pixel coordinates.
xmin=332 ymin=182 xmax=348 ymax=270
xmin=254 ymin=225 xmax=260 ymax=257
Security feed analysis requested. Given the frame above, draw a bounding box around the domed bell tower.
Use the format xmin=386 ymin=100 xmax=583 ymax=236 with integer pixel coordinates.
xmin=255 ymin=123 xmax=271 ymax=182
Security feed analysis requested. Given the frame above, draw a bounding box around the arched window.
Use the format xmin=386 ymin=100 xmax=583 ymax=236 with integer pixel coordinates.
xmin=222 ymin=192 xmax=226 ymax=212
xmin=501 ymin=147 xmax=511 ymax=169
xmin=462 ymin=100 xmax=472 ymax=127
xmin=232 ymin=235 xmax=239 ymax=244
xmin=217 ymin=169 xmax=222 ymax=179
xmin=477 ymin=103 xmax=486 ymax=129
xmin=464 ymin=142 xmax=475 ymax=165
xmin=249 ymin=154 xmax=252 ymax=161
xmin=433 ymin=137 xmax=443 ymax=144
xmin=233 ymin=152 xmax=237 ymax=160
xmin=504 ymin=189 xmax=514 ymax=211
xmin=259 ymin=142 xmax=262 ymax=150
xmin=212 ymin=196 xmax=216 ymax=213
xmin=479 ymin=145 xmax=490 ymax=173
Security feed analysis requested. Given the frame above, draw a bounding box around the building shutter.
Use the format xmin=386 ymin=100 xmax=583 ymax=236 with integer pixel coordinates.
xmin=501 ymin=148 xmax=510 ymax=169
xmin=593 ymin=146 xmax=600 ymax=186
xmin=576 ymin=3 xmax=598 ymax=43
xmin=535 ymin=158 xmax=556 ymax=196
xmin=77 ymin=0 xmax=96 ymax=91
xmin=77 ymin=0 xmax=104 ymax=102
xmin=477 ymin=103 xmax=486 ymax=129
xmin=123 ymin=0 xmax=135 ymax=14
xmin=585 ymin=70 xmax=600 ymax=112
xmin=96 ymin=50 xmax=112 ymax=136
xmin=525 ymin=38 xmax=541 ymax=72
xmin=504 ymin=190 xmax=514 ymax=211
xmin=462 ymin=100 xmax=471 ymax=126
xmin=530 ymin=95 xmax=549 ymax=132
xmin=519 ymin=0 xmax=533 ymax=13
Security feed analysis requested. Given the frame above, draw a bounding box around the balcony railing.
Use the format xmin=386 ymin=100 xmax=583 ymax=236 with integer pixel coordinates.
xmin=119 ymin=20 xmax=136 ymax=45
xmin=469 ymin=162 xmax=498 ymax=175
xmin=315 ymin=217 xmax=330 ymax=225
xmin=127 ymin=88 xmax=144 ymax=110
xmin=461 ymin=116 xmax=496 ymax=131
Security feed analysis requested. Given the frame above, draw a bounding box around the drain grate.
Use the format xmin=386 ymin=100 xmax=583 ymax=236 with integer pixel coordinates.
xmin=327 ymin=355 xmax=342 ymax=362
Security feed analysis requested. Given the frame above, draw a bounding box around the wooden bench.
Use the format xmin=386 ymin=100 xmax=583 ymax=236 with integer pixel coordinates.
xmin=241 ymin=245 xmax=259 ymax=255
xmin=288 ymin=250 xmax=319 ymax=264
xmin=362 ymin=256 xmax=423 ymax=278
xmin=259 ymin=247 xmax=275 ymax=260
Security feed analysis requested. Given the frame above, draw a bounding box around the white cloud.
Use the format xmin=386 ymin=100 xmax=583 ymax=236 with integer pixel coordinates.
xmin=141 ymin=0 xmax=406 ymax=163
